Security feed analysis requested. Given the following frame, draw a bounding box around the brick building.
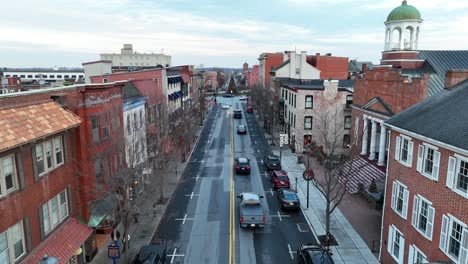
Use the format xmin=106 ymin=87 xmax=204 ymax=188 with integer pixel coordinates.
xmin=258 ymin=52 xmax=284 ymax=89
xmin=247 ymin=65 xmax=260 ymax=88
xmin=306 ymin=53 xmax=349 ymax=80
xmin=381 ymin=72 xmax=468 ymax=264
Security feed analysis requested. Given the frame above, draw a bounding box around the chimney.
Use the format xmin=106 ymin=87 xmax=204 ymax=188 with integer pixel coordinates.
xmin=444 ymin=70 xmax=468 ymax=89
xmin=315 ymin=53 xmax=320 ymax=57
xmin=362 ymin=63 xmax=367 ymax=73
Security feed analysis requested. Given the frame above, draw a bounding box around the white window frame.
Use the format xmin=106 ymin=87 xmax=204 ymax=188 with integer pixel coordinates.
xmin=91 ymin=117 xmax=99 ymax=142
xmin=0 ymin=221 xmax=26 ymax=263
xmin=41 ymin=189 xmax=69 ymax=235
xmin=391 ymin=180 xmax=409 ymax=220
xmin=305 ymin=96 xmax=313 ymax=109
xmin=36 ymin=136 xmax=64 ymax=177
xmin=395 ymin=135 xmax=414 ymax=167
xmin=447 ymin=154 xmax=468 ymax=199
xmin=344 ymin=116 xmax=352 ymax=129
xmin=439 ymin=214 xmax=468 ymax=264
xmin=411 ymin=194 xmax=435 ymax=240
xmin=408 ymin=244 xmax=427 ymax=264
xmin=417 ymin=144 xmax=440 ymax=181
xmin=0 ymin=154 xmax=18 ymax=198
xmin=304 ymin=116 xmax=312 ymax=130
xmin=388 ymin=224 xmax=405 ymax=264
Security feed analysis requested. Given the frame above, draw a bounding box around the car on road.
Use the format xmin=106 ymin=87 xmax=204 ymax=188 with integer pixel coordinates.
xmin=239 ymin=95 xmax=248 ymax=100
xmin=235 ymin=157 xmax=251 ymax=174
xmin=237 ymin=192 xmax=266 ymax=228
xmin=222 ymin=104 xmax=230 ymax=110
xmin=264 ymin=155 xmax=281 ymax=171
xmin=237 ymin=124 xmax=247 ymax=134
xmin=246 ymin=105 xmax=253 ymax=113
xmin=269 ymin=170 xmax=291 ymax=189
xmin=277 ymin=188 xmax=300 ymax=211
xmin=233 ymin=110 xmax=242 ymax=119
xmin=297 ymin=243 xmax=334 ymax=264
xmin=132 ymin=241 xmax=167 ymax=264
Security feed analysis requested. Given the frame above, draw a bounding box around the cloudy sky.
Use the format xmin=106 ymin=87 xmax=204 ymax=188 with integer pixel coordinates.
xmin=1 ymin=0 xmax=467 ymax=68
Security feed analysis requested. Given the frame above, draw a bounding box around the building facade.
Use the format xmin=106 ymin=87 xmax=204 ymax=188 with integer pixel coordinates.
xmin=258 ymin=52 xmax=284 ymax=89
xmin=306 ymin=53 xmax=349 ymax=80
xmin=100 ymin=44 xmax=171 ymax=68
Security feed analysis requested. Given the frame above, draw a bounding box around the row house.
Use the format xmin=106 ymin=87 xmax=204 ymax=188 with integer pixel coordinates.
xmin=306 ymin=53 xmax=349 ymax=80
xmin=0 ymin=81 xmax=126 ymax=263
xmin=381 ymin=72 xmax=468 ymax=264
xmin=258 ymin=52 xmax=284 ymax=90
xmin=241 ymin=62 xmax=260 ymax=88
xmin=349 ymin=0 xmax=468 ymax=194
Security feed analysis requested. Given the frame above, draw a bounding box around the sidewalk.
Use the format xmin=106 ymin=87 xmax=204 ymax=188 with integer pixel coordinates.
xmin=91 ymin=105 xmax=213 ymax=264
xmin=262 ymin=123 xmax=380 ymax=264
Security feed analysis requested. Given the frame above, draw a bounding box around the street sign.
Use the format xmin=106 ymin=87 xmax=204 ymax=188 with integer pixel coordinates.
xmin=108 ymin=244 xmax=120 ymax=258
xmin=303 ymin=170 xmax=315 ymax=181
xmin=279 ymin=133 xmax=288 ymax=147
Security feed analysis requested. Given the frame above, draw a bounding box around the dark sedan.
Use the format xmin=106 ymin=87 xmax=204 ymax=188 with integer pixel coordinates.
xmin=277 ymin=189 xmax=300 ymax=211
xmin=264 ymin=155 xmax=282 ymax=171
xmin=235 ymin=157 xmax=251 ymax=174
xmin=297 ymin=244 xmax=334 ymax=264
xmin=237 ymin=125 xmax=247 ymax=134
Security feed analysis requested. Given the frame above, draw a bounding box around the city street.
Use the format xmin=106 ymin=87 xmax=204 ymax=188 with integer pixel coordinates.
xmin=152 ymin=96 xmax=315 ymax=264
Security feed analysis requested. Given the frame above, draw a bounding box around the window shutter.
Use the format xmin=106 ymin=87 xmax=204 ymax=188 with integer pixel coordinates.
xmin=38 ymin=206 xmax=45 ymax=241
xmin=460 ymin=229 xmax=468 ymax=264
xmin=388 ymin=225 xmax=394 ymax=253
xmin=16 ymin=151 xmax=26 ymax=190
xmin=67 ymin=185 xmax=73 ymax=216
xmin=31 ymin=143 xmax=39 ymax=182
xmin=411 ymin=196 xmax=419 ymax=228
xmin=63 ymin=134 xmax=69 ymax=163
xmin=417 ymin=145 xmax=424 ymax=173
xmin=408 ymin=245 xmax=414 ymax=264
xmin=24 ymin=217 xmax=32 ymax=252
xmin=399 ymin=235 xmax=405 ymax=264
xmin=402 ymin=188 xmax=409 ymax=219
xmin=439 ymin=215 xmax=449 ymax=252
xmin=354 ymin=117 xmax=359 ymax=146
xmin=433 ymin=151 xmax=440 ymax=181
xmin=391 ymin=182 xmax=398 ymax=210
xmin=407 ymin=141 xmax=414 ymax=167
xmin=395 ymin=136 xmax=401 ymax=161
xmin=446 ymin=157 xmax=457 ymax=189
xmin=426 ymin=206 xmax=435 ymax=240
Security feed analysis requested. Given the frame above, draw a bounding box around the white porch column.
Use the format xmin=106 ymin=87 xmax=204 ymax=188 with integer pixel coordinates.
xmin=377 ymin=123 xmax=387 ymax=166
xmin=369 ymin=119 xmax=377 ymax=160
xmin=360 ymin=116 xmax=368 ymax=155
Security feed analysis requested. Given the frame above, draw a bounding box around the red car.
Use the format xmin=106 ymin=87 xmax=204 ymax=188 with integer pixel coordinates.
xmin=269 ymin=170 xmax=291 ymax=189
xmin=247 ymin=105 xmax=253 ymax=113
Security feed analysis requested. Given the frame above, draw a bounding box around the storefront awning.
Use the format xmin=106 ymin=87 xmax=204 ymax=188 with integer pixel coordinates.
xmin=88 ymin=196 xmax=118 ymax=228
xmin=21 ymin=218 xmax=93 ymax=264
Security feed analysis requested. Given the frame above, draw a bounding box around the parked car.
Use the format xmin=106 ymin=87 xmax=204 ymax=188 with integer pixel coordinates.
xmin=233 ymin=110 xmax=242 ymax=119
xmin=239 ymin=95 xmax=248 ymax=100
xmin=132 ymin=241 xmax=167 ymax=264
xmin=235 ymin=157 xmax=251 ymax=174
xmin=277 ymin=189 xmax=300 ymax=211
xmin=246 ymin=105 xmax=253 ymax=113
xmin=269 ymin=170 xmax=291 ymax=189
xmin=237 ymin=124 xmax=247 ymax=134
xmin=237 ymin=192 xmax=266 ymax=228
xmin=264 ymin=155 xmax=281 ymax=171
xmin=222 ymin=104 xmax=230 ymax=110
xmin=297 ymin=244 xmax=334 ymax=264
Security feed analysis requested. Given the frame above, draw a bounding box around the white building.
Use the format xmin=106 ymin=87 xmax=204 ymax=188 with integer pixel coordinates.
xmin=273 ymin=51 xmax=321 ymax=80
xmin=123 ymin=96 xmax=148 ymax=168
xmin=82 ymin=60 xmax=112 ymax=83
xmin=100 ymin=44 xmax=171 ymax=68
xmin=2 ymin=68 xmax=84 ymax=84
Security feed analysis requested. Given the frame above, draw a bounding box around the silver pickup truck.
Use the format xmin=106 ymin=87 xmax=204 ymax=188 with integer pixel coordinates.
xmin=237 ymin=192 xmax=266 ymax=228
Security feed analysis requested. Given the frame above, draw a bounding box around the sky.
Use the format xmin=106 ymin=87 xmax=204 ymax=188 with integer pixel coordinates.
xmin=1 ymin=0 xmax=467 ymax=68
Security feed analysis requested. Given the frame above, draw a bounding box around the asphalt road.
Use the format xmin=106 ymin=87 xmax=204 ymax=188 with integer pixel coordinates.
xmin=152 ymin=96 xmax=316 ymax=264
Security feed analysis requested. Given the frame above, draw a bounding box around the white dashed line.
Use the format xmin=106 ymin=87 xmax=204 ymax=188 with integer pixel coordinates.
xmin=185 ymin=192 xmax=199 ymax=199
xmin=269 ymin=188 xmax=274 ymax=196
xmin=168 ymin=248 xmax=185 ymax=263
xmin=174 ymin=214 xmax=194 ymax=224
xmin=288 ymin=244 xmax=296 ymax=260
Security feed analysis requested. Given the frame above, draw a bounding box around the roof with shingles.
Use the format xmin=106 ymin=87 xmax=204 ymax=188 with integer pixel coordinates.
xmin=386 ymin=79 xmax=468 ymax=150
xmin=0 ymin=101 xmax=81 ymax=152
xmin=402 ymin=50 xmax=468 ymax=96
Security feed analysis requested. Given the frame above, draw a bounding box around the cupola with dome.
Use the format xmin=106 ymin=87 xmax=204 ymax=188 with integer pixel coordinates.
xmin=386 ymin=0 xmax=421 ymax=22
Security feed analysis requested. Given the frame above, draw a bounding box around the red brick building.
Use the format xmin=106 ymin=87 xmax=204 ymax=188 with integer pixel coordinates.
xmin=258 ymin=52 xmax=283 ymax=89
xmin=307 ymin=53 xmax=349 ymax=80
xmin=0 ymin=82 xmax=126 ymax=263
xmin=247 ymin=65 xmax=260 ymax=88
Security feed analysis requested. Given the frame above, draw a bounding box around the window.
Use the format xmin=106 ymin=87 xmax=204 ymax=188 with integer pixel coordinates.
xmin=440 ymin=214 xmax=468 ymax=263
xmin=417 ymin=144 xmax=440 ymax=180
xmin=102 ymin=115 xmax=109 ymax=138
xmin=305 ymin=96 xmax=313 ymax=109
xmin=71 ymin=75 xmax=76 ymax=78
xmin=27 ymin=75 xmax=32 ymax=78
xmin=295 ymin=68 xmax=300 ymax=74
xmin=447 ymin=155 xmax=468 ymax=198
xmin=35 ymin=137 xmax=64 ymax=176
xmin=395 ymin=136 xmax=414 ymax=167
xmin=103 ymin=78 xmax=108 ymax=83
xmin=294 ymin=94 xmax=296 ymax=108
xmin=304 ymin=116 xmax=312 ymax=130
xmin=412 ymin=195 xmax=435 ymax=240
xmin=134 ymin=113 xmax=138 ymax=129
xmin=0 ymin=221 xmax=25 ymax=263
xmin=95 ymin=159 xmax=103 ymax=187
xmin=344 ymin=116 xmax=352 ymax=129
xmin=57 ymin=75 xmax=62 ymax=78
xmin=346 ymin=95 xmax=353 ymax=106
xmin=49 ymin=75 xmax=55 ymax=78
xmin=41 ymin=190 xmax=68 ymax=235
xmin=20 ymin=75 xmax=25 ymax=78
xmin=353 ymin=117 xmax=360 ymax=146
xmin=139 ymin=110 xmax=143 ymax=128
xmin=91 ymin=118 xmax=99 ymax=142
xmin=64 ymin=75 xmax=69 ymax=78
xmin=388 ymin=225 xmax=405 ymax=263
xmin=343 ymin=134 xmax=350 ymax=148
xmin=408 ymin=244 xmax=427 ymax=264
xmin=0 ymin=155 xmax=17 ymax=197
xmin=391 ymin=181 xmax=409 ymax=219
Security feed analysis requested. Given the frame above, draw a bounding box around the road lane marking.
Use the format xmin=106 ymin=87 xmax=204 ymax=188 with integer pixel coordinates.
xmin=269 ymin=188 xmax=274 ymax=196
xmin=174 ymin=214 xmax=194 ymax=224
xmin=185 ymin=192 xmax=199 ymax=199
xmin=287 ymin=244 xmax=296 ymax=260
xmin=192 ymin=173 xmax=201 ymax=181
xmin=257 ymin=149 xmax=260 ymax=153
xmin=271 ymin=212 xmax=291 ymax=222
xmin=169 ymin=248 xmax=185 ymax=263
